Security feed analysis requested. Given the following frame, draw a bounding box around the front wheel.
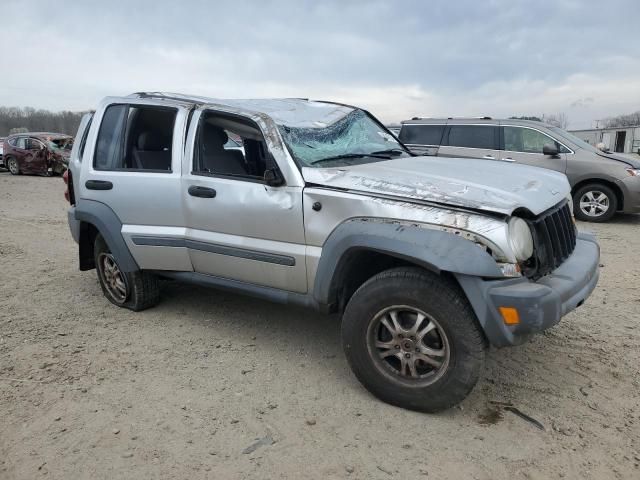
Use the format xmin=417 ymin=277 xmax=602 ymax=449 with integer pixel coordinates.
xmin=573 ymin=184 xmax=617 ymax=222
xmin=94 ymin=234 xmax=160 ymax=311
xmin=341 ymin=267 xmax=486 ymax=412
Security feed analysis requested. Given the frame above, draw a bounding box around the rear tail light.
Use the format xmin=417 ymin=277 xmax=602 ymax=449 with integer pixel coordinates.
xmin=63 ymin=169 xmax=75 ymax=205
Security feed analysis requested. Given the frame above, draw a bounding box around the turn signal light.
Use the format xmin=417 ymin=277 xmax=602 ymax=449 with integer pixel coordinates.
xmin=499 ymin=306 xmax=520 ymax=325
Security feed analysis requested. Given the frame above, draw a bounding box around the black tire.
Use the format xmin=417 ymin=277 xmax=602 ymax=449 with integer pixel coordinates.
xmin=573 ymin=183 xmax=617 ymax=222
xmin=6 ymin=157 xmax=20 ymax=175
xmin=341 ymin=267 xmax=486 ymax=412
xmin=94 ymin=234 xmax=160 ymax=311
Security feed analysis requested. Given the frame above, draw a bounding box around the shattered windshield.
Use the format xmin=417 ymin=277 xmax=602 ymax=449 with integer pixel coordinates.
xmin=47 ymin=138 xmax=73 ymax=151
xmin=278 ymin=109 xmax=408 ymax=168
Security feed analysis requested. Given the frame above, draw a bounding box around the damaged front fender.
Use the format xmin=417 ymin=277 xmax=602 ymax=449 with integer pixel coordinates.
xmin=313 ymin=218 xmax=504 ymax=307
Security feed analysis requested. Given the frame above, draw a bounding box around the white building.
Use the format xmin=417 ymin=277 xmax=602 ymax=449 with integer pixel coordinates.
xmin=569 ymin=125 xmax=640 ymax=154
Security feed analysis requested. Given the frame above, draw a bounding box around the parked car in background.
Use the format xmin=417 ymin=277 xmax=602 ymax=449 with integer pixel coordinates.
xmin=3 ymin=132 xmax=73 ymax=176
xmin=398 ymin=118 xmax=640 ymax=222
xmin=64 ymin=92 xmax=599 ymax=412
xmin=0 ymin=137 xmax=5 ymax=169
xmin=386 ymin=125 xmax=401 ymax=136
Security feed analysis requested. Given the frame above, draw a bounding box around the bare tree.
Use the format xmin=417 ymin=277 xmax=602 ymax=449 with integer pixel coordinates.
xmin=602 ymin=110 xmax=640 ymax=128
xmin=0 ymin=106 xmax=88 ymax=136
xmin=542 ymin=113 xmax=569 ymax=129
xmin=509 ymin=115 xmax=543 ymax=121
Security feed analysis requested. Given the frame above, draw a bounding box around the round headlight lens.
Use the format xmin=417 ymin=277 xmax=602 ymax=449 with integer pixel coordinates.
xmin=508 ymin=217 xmax=534 ymax=261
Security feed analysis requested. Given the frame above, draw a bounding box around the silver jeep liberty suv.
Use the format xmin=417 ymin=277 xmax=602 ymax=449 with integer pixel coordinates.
xmin=65 ymin=92 xmax=600 ymax=412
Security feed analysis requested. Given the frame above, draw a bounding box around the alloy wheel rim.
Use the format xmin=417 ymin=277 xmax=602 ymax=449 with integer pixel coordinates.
xmin=98 ymin=252 xmax=128 ymax=303
xmin=579 ymin=191 xmax=609 ymax=217
xmin=367 ymin=305 xmax=450 ymax=386
xmin=8 ymin=158 xmax=18 ymax=174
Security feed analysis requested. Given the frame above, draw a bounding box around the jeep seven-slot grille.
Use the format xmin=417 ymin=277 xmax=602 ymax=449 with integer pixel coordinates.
xmin=524 ymin=201 xmax=577 ymax=279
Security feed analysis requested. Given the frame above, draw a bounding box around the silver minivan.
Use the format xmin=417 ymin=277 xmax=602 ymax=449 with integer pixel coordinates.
xmin=398 ymin=118 xmax=640 ymax=222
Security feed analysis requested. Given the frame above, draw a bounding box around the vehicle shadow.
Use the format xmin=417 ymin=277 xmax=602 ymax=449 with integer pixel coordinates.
xmin=608 ymin=212 xmax=640 ymax=225
xmin=153 ymin=278 xmax=586 ymax=420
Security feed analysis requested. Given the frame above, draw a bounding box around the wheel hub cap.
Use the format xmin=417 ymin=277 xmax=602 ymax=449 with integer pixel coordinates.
xmin=367 ymin=306 xmax=450 ymax=386
xmin=98 ymin=253 xmax=128 ymax=303
xmin=579 ymin=191 xmax=609 ymax=217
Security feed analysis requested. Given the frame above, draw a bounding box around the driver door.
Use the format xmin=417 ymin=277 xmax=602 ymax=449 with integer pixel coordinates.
xmin=499 ymin=125 xmax=567 ymax=173
xmin=182 ymin=107 xmax=308 ymax=294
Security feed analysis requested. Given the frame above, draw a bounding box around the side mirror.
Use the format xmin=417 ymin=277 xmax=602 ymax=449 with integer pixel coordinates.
xmin=542 ymin=143 xmax=559 ymax=156
xmin=264 ymin=168 xmax=285 ymax=187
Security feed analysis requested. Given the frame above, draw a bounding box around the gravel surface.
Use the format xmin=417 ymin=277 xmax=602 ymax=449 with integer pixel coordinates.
xmin=1 ymin=172 xmax=638 ymax=479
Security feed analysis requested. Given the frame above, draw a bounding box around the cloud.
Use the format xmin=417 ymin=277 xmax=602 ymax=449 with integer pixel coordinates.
xmin=0 ymin=0 xmax=638 ymax=129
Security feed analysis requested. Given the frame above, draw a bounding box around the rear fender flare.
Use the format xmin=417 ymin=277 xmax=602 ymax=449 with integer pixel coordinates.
xmin=75 ymin=199 xmax=139 ymax=272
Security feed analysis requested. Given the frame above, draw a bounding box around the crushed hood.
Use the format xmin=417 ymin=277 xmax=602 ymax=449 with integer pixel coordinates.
xmin=302 ymin=156 xmax=571 ymax=216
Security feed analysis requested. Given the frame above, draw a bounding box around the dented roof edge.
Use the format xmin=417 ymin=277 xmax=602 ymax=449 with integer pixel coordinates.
xmin=128 ymin=92 xmax=358 ymax=129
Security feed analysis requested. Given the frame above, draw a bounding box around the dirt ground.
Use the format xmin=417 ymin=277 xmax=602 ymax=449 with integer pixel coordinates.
xmin=1 ymin=172 xmax=638 ymax=480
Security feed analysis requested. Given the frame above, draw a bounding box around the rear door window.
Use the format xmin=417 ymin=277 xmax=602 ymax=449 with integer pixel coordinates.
xmin=443 ymin=125 xmax=498 ymax=149
xmin=94 ymin=104 xmax=177 ymax=172
xmin=399 ymin=125 xmax=445 ymax=146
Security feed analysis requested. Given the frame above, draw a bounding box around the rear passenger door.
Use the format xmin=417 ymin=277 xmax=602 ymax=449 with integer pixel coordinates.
xmin=79 ymin=99 xmax=193 ymax=272
xmin=499 ymin=125 xmax=568 ymax=173
xmin=438 ymin=124 xmax=501 ymax=161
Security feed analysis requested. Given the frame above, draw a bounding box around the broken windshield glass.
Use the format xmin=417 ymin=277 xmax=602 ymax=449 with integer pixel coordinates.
xmin=47 ymin=137 xmax=73 ymax=151
xmin=278 ymin=109 xmax=408 ymax=168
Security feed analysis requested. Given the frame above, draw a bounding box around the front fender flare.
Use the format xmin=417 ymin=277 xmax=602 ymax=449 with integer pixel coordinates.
xmin=312 ymin=219 xmax=503 ymax=305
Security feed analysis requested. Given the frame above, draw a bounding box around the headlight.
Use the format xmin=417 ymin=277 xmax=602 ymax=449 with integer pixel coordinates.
xmin=507 ymin=217 xmax=534 ymax=261
xmin=626 ymin=168 xmax=640 ymax=177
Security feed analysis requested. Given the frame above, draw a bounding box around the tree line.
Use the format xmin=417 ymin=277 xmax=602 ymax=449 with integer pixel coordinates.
xmin=0 ymin=106 xmax=90 ymax=137
xmin=601 ymin=110 xmax=640 ymax=128
xmin=509 ymin=113 xmax=568 ymax=129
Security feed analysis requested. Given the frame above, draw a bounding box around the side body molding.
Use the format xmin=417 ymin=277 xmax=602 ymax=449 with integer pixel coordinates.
xmin=75 ymin=199 xmax=139 ymax=272
xmin=313 ymin=219 xmax=503 ymax=305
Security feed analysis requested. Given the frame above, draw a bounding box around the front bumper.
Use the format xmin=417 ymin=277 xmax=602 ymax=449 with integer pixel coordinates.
xmin=617 ymin=175 xmax=640 ymax=213
xmin=456 ymin=232 xmax=600 ymax=347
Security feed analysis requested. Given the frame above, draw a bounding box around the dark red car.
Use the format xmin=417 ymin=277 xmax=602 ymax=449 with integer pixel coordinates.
xmin=3 ymin=132 xmax=73 ymax=176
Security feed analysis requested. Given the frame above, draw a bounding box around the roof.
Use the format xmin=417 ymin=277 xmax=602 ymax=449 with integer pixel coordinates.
xmin=129 ymin=92 xmax=357 ymax=128
xmin=400 ymin=118 xmax=552 ymax=128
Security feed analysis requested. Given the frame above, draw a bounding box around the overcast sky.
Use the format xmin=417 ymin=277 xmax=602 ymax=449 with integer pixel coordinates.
xmin=2 ymin=0 xmax=638 ymax=128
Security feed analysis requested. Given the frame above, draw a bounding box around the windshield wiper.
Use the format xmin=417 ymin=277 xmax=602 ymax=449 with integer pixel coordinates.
xmin=310 ymin=152 xmax=391 ymax=165
xmin=370 ymin=148 xmax=406 ymax=156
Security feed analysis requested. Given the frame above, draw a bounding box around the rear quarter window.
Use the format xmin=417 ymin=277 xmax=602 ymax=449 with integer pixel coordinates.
xmin=399 ymin=125 xmax=445 ymax=146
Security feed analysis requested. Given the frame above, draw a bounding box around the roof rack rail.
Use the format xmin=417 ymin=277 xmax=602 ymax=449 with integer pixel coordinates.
xmin=410 ymin=116 xmax=493 ymax=120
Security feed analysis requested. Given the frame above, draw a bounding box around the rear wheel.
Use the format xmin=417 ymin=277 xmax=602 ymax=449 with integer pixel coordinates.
xmin=6 ymin=157 xmax=20 ymax=175
xmin=573 ymin=183 xmax=617 ymax=222
xmin=341 ymin=267 xmax=486 ymax=412
xmin=94 ymin=234 xmax=160 ymax=311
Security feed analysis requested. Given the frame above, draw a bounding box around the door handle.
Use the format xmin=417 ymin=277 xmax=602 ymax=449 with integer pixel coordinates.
xmin=483 ymin=155 xmax=495 ymax=159
xmin=188 ymin=185 xmax=217 ymax=198
xmin=85 ymin=180 xmax=113 ymax=190
xmin=501 ymin=157 xmax=516 ymax=162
